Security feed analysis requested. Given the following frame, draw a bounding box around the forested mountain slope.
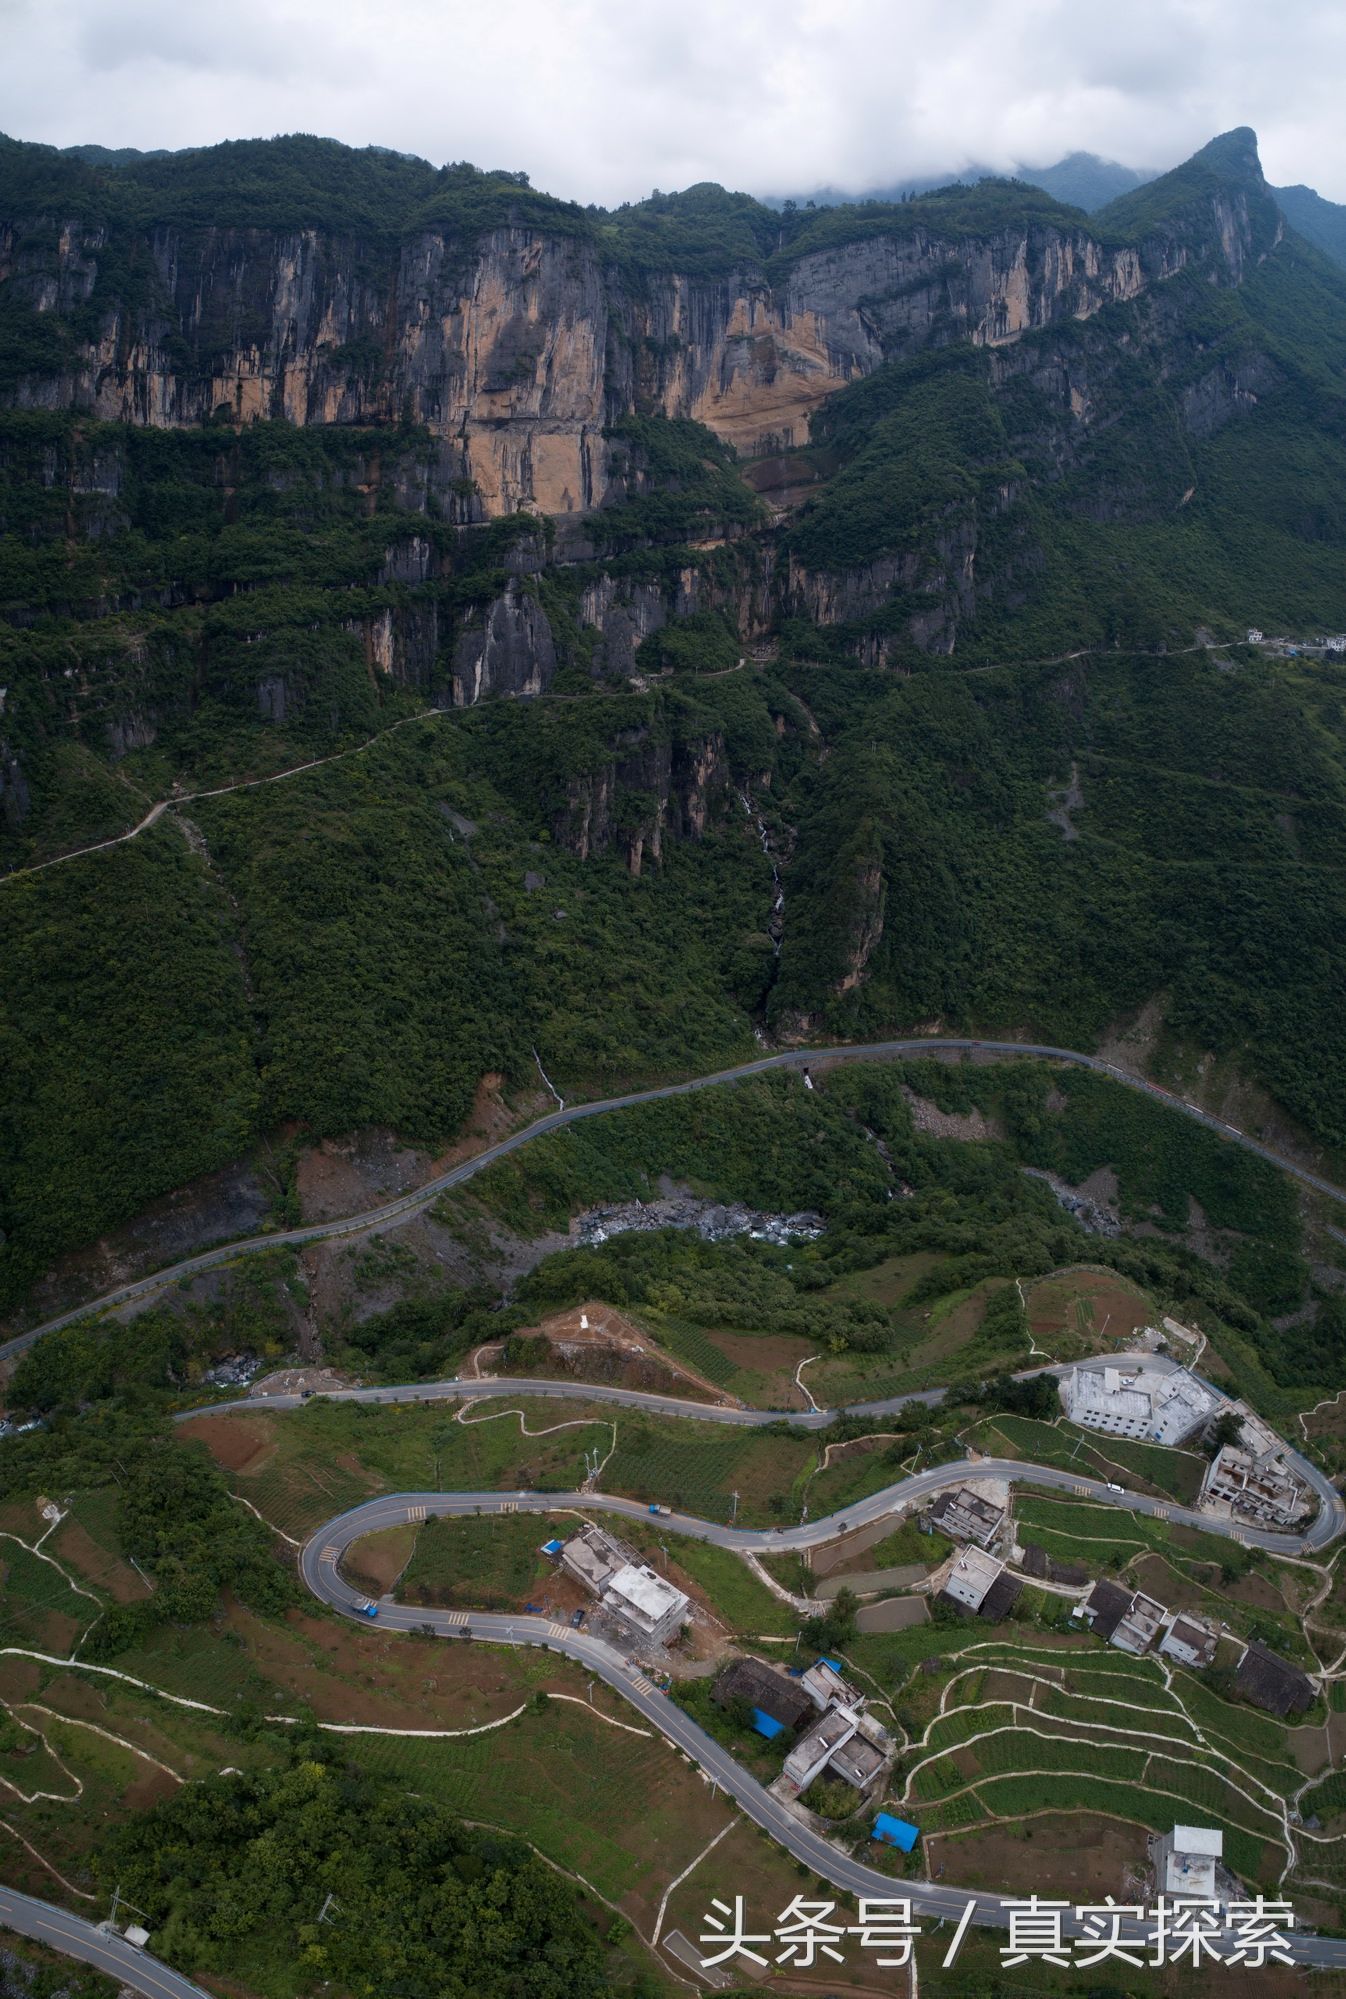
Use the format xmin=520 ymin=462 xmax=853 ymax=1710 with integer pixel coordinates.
xmin=3 ymin=125 xmax=1346 ymax=1319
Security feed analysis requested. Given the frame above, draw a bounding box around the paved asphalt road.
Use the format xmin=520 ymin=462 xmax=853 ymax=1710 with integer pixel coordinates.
xmin=9 ymin=1040 xmax=1346 ymax=1982
xmin=193 ymin=1349 xmax=1345 ymax=1555
xmin=304 ymin=1477 xmax=1346 ymax=1967
xmin=6 ymin=1035 xmax=1346 ymax=1362
xmin=0 ymin=1884 xmax=211 ymax=1999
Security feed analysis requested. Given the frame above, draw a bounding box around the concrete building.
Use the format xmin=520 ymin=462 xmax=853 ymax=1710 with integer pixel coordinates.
xmin=783 ymin=1705 xmax=861 ymax=1791
xmin=1159 ymin=1613 xmax=1220 ymax=1670
xmin=1235 ymin=1407 xmax=1286 ymax=1461
xmin=1080 ymin=1579 xmax=1166 ymax=1655
xmin=560 ymin=1525 xmax=626 ymax=1594
xmin=714 ymin=1656 xmax=814 ymax=1733
xmin=603 ymin=1562 xmax=689 ymax=1648
xmin=1156 ymin=1825 xmax=1223 ymax=1900
xmin=928 ymin=1487 xmax=1004 ymax=1548
xmin=1113 ymin=1590 xmax=1166 ymax=1656
xmin=1201 ymin=1445 xmax=1307 ymax=1528
xmin=828 ymin=1732 xmax=887 ymax=1792
xmin=1060 ymin=1363 xmax=1217 ymax=1446
xmin=800 ymin=1658 xmax=864 ymax=1713
xmin=560 ymin=1527 xmax=689 ymax=1648
xmin=940 ymin=1546 xmax=1007 ymax=1614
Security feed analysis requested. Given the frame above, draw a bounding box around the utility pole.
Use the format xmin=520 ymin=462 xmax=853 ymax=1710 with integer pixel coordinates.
xmin=106 ymin=1886 xmax=148 ymax=1936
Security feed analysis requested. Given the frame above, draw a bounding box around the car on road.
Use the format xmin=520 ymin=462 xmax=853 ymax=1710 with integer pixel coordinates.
xmin=570 ymin=1609 xmax=585 ymax=1627
xmin=1107 ymin=1481 xmax=1124 ymax=1493
xmin=357 ymin=1600 xmax=379 ymax=1619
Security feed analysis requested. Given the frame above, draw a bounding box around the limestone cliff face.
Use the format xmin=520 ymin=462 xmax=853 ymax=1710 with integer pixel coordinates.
xmin=555 ymin=726 xmax=734 ymax=873
xmin=0 ymin=195 xmax=1255 ymax=518
xmin=451 ymin=581 xmax=557 ymax=705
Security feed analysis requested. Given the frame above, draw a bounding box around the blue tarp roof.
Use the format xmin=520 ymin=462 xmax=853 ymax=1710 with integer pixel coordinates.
xmin=873 ymin=1813 xmax=920 ymax=1852
xmin=540 ymin=1539 xmax=564 ymax=1554
xmin=820 ymin=1656 xmax=844 ymax=1673
xmin=751 ymin=1708 xmax=786 ymax=1740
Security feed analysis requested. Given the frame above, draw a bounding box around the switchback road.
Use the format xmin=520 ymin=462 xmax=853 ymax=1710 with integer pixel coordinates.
xmin=7 ymin=1037 xmax=1346 ymax=1363
xmin=191 ymin=1349 xmax=1346 ymax=1555
xmin=303 ymin=1472 xmax=1346 ymax=1969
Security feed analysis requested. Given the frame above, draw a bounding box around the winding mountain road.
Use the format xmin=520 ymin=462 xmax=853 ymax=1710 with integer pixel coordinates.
xmin=302 ymin=1461 xmax=1346 ymax=1968
xmin=196 ymin=1347 xmax=1345 ymax=1554
xmin=8 ymin=1041 xmax=1346 ymax=1981
xmin=6 ymin=1036 xmax=1346 ymax=1364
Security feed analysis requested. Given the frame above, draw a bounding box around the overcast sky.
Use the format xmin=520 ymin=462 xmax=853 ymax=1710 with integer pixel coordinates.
xmin=3 ymin=0 xmax=1345 ymax=206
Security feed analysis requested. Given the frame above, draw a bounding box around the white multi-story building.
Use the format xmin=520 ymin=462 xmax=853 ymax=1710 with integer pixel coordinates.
xmin=1158 ymin=1613 xmax=1220 ymax=1670
xmin=1201 ymin=1446 xmax=1307 ymax=1528
xmin=559 ymin=1527 xmax=689 ymax=1647
xmin=928 ymin=1487 xmax=1004 ymax=1548
xmin=941 ymin=1546 xmax=1006 ymax=1614
xmin=602 ymin=1562 xmax=689 ymax=1648
xmin=800 ymin=1659 xmax=864 ymax=1713
xmin=1060 ymin=1364 xmax=1217 ymax=1446
xmin=1156 ymin=1826 xmax=1223 ymax=1899
xmin=1080 ymin=1579 xmax=1166 ymax=1655
xmin=783 ymin=1706 xmax=861 ymax=1791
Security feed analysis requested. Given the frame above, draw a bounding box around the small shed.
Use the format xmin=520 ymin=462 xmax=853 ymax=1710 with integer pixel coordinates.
xmin=751 ymin=1708 xmax=786 ymax=1740
xmin=873 ymin=1812 xmax=920 ymax=1853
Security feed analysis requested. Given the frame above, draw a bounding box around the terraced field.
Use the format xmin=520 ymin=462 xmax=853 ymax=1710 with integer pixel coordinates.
xmin=892 ymin=1640 xmax=1324 ymax=1897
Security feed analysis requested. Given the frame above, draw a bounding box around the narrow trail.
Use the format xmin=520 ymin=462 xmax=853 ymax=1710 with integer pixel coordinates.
xmin=1 ymin=706 xmax=449 ymax=883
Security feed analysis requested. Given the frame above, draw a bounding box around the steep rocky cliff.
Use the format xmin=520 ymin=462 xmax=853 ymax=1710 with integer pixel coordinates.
xmin=0 ymin=131 xmax=1274 ymax=520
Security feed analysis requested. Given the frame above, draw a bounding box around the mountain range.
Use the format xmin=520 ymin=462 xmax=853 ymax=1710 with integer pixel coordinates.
xmin=2 ymin=123 xmax=1346 ymax=1322
xmin=780 ymin=147 xmax=1346 ymax=268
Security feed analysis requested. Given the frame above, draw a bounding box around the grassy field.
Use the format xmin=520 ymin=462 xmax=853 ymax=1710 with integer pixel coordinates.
xmin=1023 ymin=1265 xmax=1160 ymax=1360
xmin=394 ymin=1513 xmax=554 ymax=1610
xmin=810 ymin=1267 xmax=1006 ymax=1404
xmin=964 ymin=1411 xmax=1208 ymax=1501
xmin=339 ymin=1686 xmax=735 ymax=1939
xmin=602 ymin=1415 xmax=816 ymax=1526
xmin=183 ymin=1397 xmax=619 ymax=1539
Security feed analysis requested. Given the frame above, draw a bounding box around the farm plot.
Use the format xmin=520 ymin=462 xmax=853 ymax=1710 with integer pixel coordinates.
xmin=48 ymin=1490 xmax=150 ymax=1605
xmin=603 ymin=1417 xmax=815 ymax=1526
xmin=883 ymin=1635 xmax=1332 ymax=1903
xmin=1024 ymin=1266 xmax=1158 ymax=1359
xmin=966 ymin=1413 xmax=1206 ymax=1502
xmin=349 ymin=1697 xmax=732 ymax=1938
xmin=187 ymin=1399 xmax=618 ymax=1541
xmin=0 ymin=1539 xmax=97 ymax=1654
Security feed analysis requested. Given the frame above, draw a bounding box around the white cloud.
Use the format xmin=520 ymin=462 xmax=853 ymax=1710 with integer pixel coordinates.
xmin=2 ymin=0 xmax=1344 ymax=204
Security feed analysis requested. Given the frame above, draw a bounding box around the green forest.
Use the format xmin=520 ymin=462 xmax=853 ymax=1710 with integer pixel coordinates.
xmin=3 ymin=121 xmax=1346 ymax=1340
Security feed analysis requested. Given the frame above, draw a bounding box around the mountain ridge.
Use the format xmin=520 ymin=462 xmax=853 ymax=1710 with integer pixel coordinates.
xmin=4 ymin=123 xmax=1346 ymax=1317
